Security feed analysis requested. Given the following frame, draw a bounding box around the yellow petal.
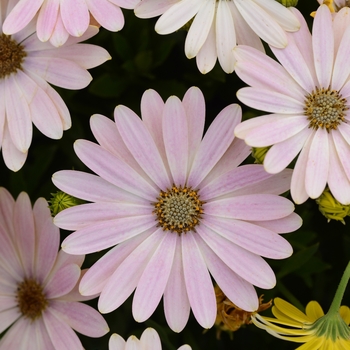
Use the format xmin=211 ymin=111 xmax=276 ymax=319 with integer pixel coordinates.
xmin=306 ymin=301 xmax=324 ymax=322
xmin=340 ymin=306 xmax=350 ymax=325
xmin=274 ymin=298 xmax=313 ymax=323
xmin=295 ymin=337 xmax=324 ymax=350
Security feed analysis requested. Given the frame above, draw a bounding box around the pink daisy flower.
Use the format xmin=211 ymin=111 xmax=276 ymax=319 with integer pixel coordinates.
xmin=134 ymin=0 xmax=300 ymax=74
xmin=52 ymin=87 xmax=301 ymax=332
xmin=0 ymin=187 xmax=109 ymax=349
xmin=109 ymin=328 xmax=191 ymax=350
xmin=234 ymin=5 xmax=350 ymax=205
xmin=0 ymin=0 xmax=110 ymax=171
xmin=3 ymin=0 xmax=138 ymax=47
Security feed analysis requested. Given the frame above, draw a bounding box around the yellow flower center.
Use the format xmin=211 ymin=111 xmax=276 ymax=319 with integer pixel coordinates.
xmin=0 ymin=34 xmax=26 ymax=79
xmin=153 ymin=185 xmax=204 ymax=234
xmin=304 ymin=87 xmax=348 ymax=131
xmin=16 ymin=279 xmax=48 ymax=320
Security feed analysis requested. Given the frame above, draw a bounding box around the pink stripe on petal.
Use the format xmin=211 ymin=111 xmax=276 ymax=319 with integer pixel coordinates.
xmin=197 ymin=225 xmax=276 ymax=289
xmin=49 ymin=301 xmax=109 ymax=337
xmin=43 ymin=309 xmax=83 ymax=350
xmin=163 ymin=96 xmax=189 ymax=185
xmin=74 ymin=140 xmax=159 ymax=200
xmin=182 ymin=231 xmax=216 ymax=329
xmin=115 ymin=105 xmax=171 ymax=190
xmin=60 ymin=0 xmax=89 ymax=37
xmin=133 ymin=231 xmax=177 ymax=322
xmin=195 ymin=235 xmax=258 ymax=311
xmin=60 ymin=215 xmax=156 ymax=254
xmin=312 ymin=5 xmax=334 ymax=88
xmin=305 ymin=128 xmax=329 ymax=199
xmin=98 ymin=228 xmax=164 ymax=313
xmin=164 ymin=236 xmax=191 ymax=333
xmin=205 ymin=194 xmax=294 ymax=221
xmin=36 ymin=0 xmax=59 ymax=42
xmin=45 ymin=264 xmax=80 ymax=299
xmin=202 ymin=216 xmax=293 ymax=259
xmin=188 ymin=104 xmax=241 ymax=188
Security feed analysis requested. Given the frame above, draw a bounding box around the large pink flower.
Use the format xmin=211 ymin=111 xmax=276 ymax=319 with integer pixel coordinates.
xmin=52 ymin=87 xmax=301 ymax=332
xmin=0 ymin=187 xmax=109 ymax=349
xmin=3 ymin=0 xmax=138 ymax=47
xmin=234 ymin=6 xmax=350 ymax=204
xmin=0 ymin=0 xmax=110 ymax=171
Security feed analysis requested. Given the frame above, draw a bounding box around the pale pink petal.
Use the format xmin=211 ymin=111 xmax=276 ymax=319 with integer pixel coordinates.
xmin=133 ymin=231 xmax=177 ymax=322
xmin=115 ymin=105 xmax=171 ymax=190
xmin=163 ymin=236 xmax=190 ymax=333
xmin=0 ymin=308 xmax=21 ymax=334
xmin=134 ymin=0 xmax=178 ymax=18
xmin=43 ymin=308 xmax=84 ymax=350
xmin=188 ymin=104 xmax=241 ymax=188
xmin=333 ymin=6 xmax=350 ymax=54
xmin=250 ymin=213 xmax=302 ymax=234
xmin=52 ymin=170 xmax=149 ymax=205
xmin=237 ymin=88 xmax=305 ymax=114
xmin=2 ymin=0 xmax=42 ymax=34
xmin=60 ymin=0 xmax=90 ymax=37
xmin=140 ymin=328 xmax=162 ymax=350
xmin=305 ymin=128 xmax=329 ymax=199
xmin=60 ymin=215 xmax=156 ymax=254
xmin=0 ymin=83 xmax=5 ymax=147
xmin=110 ymin=0 xmax=140 ymax=9
xmin=194 ymin=234 xmax=259 ymax=311
xmin=0 ymin=187 xmax=15 ymax=232
xmin=312 ymin=5 xmax=334 ymax=88
xmin=98 ymin=228 xmax=164 ymax=313
xmin=204 ymin=194 xmax=294 ymax=221
xmin=36 ymin=0 xmax=59 ymax=42
xmin=332 ymin=130 xmax=350 ymax=182
xmin=0 ymin=317 xmax=35 ymax=348
xmin=49 ymin=301 xmax=109 ymax=337
xmin=264 ymin=126 xmax=312 ymax=174
xmin=202 ymin=216 xmax=292 ymax=259
xmin=45 ymin=264 xmax=80 ymax=299
xmin=73 ymin=140 xmax=158 ymax=200
xmin=182 ymin=231 xmax=216 ymax=329
xmin=216 ymin=0 xmax=236 ymax=73
xmin=49 ymin=15 xmax=70 ymax=47
xmin=197 ymin=225 xmax=277 ymax=288
xmin=163 ymin=96 xmax=188 ymax=184
xmin=87 ymin=0 xmax=124 ymax=32
xmin=109 ymin=334 xmax=126 ymax=350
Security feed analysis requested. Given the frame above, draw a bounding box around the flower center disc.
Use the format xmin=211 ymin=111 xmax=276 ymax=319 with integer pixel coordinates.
xmin=0 ymin=34 xmax=26 ymax=79
xmin=304 ymin=87 xmax=348 ymax=131
xmin=16 ymin=279 xmax=48 ymax=320
xmin=154 ymin=185 xmax=204 ymax=234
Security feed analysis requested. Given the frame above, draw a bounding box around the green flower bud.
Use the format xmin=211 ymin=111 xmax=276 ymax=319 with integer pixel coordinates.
xmin=316 ymin=188 xmax=350 ymax=224
xmin=48 ymin=191 xmax=84 ymax=217
xmin=275 ymin=0 xmax=298 ymax=7
xmin=251 ymin=146 xmax=270 ymax=164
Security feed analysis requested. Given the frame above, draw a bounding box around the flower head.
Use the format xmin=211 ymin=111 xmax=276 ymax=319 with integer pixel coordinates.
xmin=134 ymin=0 xmax=300 ymax=74
xmin=252 ymin=298 xmax=350 ymax=349
xmin=52 ymin=86 xmax=301 ymax=332
xmin=0 ymin=187 xmax=109 ymax=349
xmin=109 ymin=328 xmax=191 ymax=350
xmin=2 ymin=0 xmax=138 ymax=47
xmin=0 ymin=0 xmax=110 ymax=171
xmin=234 ymin=5 xmax=350 ymax=205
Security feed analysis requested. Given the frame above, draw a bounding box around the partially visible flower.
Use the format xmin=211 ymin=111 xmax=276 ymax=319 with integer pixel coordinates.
xmin=314 ymin=0 xmax=350 ymax=13
xmin=252 ymin=298 xmax=350 ymax=349
xmin=316 ymin=187 xmax=350 ymax=224
xmin=252 ymin=147 xmax=271 ymax=164
xmin=3 ymin=0 xmax=138 ymax=47
xmin=0 ymin=187 xmax=109 ymax=349
xmin=276 ymin=0 xmax=298 ymax=6
xmin=53 ymin=86 xmax=301 ymax=332
xmin=134 ymin=0 xmax=300 ymax=74
xmin=215 ymin=286 xmax=272 ymax=339
xmin=49 ymin=191 xmax=85 ymax=217
xmin=234 ymin=5 xmax=350 ymax=205
xmin=109 ymin=328 xmax=191 ymax=350
xmin=0 ymin=0 xmax=111 ymax=171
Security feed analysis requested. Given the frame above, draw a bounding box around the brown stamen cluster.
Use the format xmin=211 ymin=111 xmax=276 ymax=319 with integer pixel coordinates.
xmin=304 ymin=87 xmax=347 ymax=131
xmin=16 ymin=279 xmax=48 ymax=321
xmin=0 ymin=34 xmax=26 ymax=79
xmin=153 ymin=185 xmax=204 ymax=234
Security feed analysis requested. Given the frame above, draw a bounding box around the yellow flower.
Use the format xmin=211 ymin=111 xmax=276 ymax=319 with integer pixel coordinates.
xmin=252 ymin=298 xmax=350 ymax=349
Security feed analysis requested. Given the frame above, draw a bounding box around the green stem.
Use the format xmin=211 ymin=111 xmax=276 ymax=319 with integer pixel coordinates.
xmin=327 ymin=260 xmax=350 ymax=315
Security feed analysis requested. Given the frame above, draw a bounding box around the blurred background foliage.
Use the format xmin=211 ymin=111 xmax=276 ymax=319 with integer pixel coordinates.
xmin=1 ymin=1 xmax=349 ymax=349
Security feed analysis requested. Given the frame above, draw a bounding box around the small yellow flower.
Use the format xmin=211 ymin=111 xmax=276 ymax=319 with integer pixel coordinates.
xmin=252 ymin=298 xmax=350 ymax=349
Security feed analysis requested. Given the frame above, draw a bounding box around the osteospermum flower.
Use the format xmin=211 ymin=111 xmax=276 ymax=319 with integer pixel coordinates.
xmin=0 ymin=0 xmax=110 ymax=171
xmin=2 ymin=0 xmax=138 ymax=47
xmin=134 ymin=0 xmax=300 ymax=74
xmin=52 ymin=86 xmax=301 ymax=332
xmin=0 ymin=188 xmax=109 ymax=349
xmin=234 ymin=5 xmax=350 ymax=205
xmin=316 ymin=0 xmax=350 ymax=12
xmin=109 ymin=328 xmax=191 ymax=350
